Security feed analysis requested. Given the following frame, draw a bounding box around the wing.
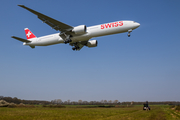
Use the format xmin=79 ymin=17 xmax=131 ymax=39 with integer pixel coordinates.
xmin=11 ymin=36 xmax=31 ymax=42
xmin=18 ymin=5 xmax=73 ymax=32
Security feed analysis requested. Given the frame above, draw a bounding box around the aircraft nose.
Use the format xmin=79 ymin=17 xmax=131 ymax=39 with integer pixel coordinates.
xmin=133 ymin=22 xmax=140 ymax=29
xmin=136 ymin=22 xmax=140 ymax=27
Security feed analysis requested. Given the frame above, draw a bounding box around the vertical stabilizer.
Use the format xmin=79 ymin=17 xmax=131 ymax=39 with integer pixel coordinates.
xmin=24 ymin=28 xmax=37 ymax=40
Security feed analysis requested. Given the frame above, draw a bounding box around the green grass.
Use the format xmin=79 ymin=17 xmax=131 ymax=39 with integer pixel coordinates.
xmin=0 ymin=105 xmax=179 ymax=120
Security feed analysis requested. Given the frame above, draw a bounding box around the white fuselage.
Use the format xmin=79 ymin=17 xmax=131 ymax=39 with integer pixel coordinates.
xmin=24 ymin=21 xmax=140 ymax=46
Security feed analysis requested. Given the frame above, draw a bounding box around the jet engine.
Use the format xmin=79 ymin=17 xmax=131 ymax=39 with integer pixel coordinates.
xmin=87 ymin=40 xmax=98 ymax=47
xmin=72 ymin=25 xmax=86 ymax=34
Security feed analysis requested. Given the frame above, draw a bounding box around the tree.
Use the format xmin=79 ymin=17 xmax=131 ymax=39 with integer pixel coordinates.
xmin=100 ymin=100 xmax=104 ymax=105
xmin=57 ymin=99 xmax=62 ymax=105
xmin=67 ymin=100 xmax=71 ymax=105
xmin=113 ymin=100 xmax=119 ymax=104
xmin=103 ymin=100 xmax=107 ymax=104
xmin=0 ymin=96 xmax=3 ymax=100
xmin=108 ymin=100 xmax=112 ymax=105
xmin=89 ymin=101 xmax=94 ymax=105
xmin=51 ymin=99 xmax=62 ymax=105
xmin=63 ymin=101 xmax=68 ymax=105
xmin=82 ymin=101 xmax=88 ymax=105
xmin=78 ymin=100 xmax=82 ymax=105
xmin=71 ymin=101 xmax=77 ymax=105
xmin=131 ymin=101 xmax=134 ymax=105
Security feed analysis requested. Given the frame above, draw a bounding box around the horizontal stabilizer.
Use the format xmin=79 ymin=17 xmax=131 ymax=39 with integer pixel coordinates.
xmin=11 ymin=36 xmax=31 ymax=42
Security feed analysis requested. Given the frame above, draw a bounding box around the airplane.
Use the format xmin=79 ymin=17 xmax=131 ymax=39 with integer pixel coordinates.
xmin=12 ymin=5 xmax=140 ymax=51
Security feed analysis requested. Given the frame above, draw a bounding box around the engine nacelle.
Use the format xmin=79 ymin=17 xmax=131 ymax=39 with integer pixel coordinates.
xmin=72 ymin=25 xmax=86 ymax=34
xmin=87 ymin=40 xmax=98 ymax=48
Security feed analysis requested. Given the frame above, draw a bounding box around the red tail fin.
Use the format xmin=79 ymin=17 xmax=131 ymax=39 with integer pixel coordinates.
xmin=24 ymin=28 xmax=36 ymax=40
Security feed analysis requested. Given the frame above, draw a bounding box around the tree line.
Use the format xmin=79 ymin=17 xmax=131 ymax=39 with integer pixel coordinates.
xmin=51 ymin=99 xmax=180 ymax=105
xmin=1 ymin=96 xmax=180 ymax=105
xmin=0 ymin=96 xmax=50 ymax=105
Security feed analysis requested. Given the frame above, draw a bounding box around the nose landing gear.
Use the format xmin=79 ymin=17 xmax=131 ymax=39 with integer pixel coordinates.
xmin=128 ymin=29 xmax=132 ymax=37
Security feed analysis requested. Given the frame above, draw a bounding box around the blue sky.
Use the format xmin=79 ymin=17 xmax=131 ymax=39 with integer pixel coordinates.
xmin=0 ymin=0 xmax=180 ymax=102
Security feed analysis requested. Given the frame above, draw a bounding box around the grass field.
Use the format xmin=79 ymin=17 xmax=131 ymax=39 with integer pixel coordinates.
xmin=0 ymin=105 xmax=180 ymax=120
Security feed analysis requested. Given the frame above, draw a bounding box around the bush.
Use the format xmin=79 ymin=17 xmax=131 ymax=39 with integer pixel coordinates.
xmin=115 ymin=105 xmax=126 ymax=108
xmin=8 ymin=103 xmax=17 ymax=108
xmin=56 ymin=105 xmax=66 ymax=108
xmin=43 ymin=105 xmax=47 ymax=107
xmin=43 ymin=105 xmax=66 ymax=108
xmin=17 ymin=103 xmax=25 ymax=107
xmin=98 ymin=105 xmax=115 ymax=108
xmin=175 ymin=105 xmax=180 ymax=111
xmin=0 ymin=100 xmax=9 ymax=107
xmin=170 ymin=105 xmax=175 ymax=109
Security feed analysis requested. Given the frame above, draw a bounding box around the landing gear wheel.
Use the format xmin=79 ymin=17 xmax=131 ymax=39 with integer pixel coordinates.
xmin=72 ymin=47 xmax=76 ymax=51
xmin=128 ymin=34 xmax=130 ymax=37
xmin=72 ymin=46 xmax=80 ymax=51
xmin=64 ymin=39 xmax=72 ymax=44
xmin=76 ymin=46 xmax=80 ymax=50
xmin=68 ymin=39 xmax=72 ymax=42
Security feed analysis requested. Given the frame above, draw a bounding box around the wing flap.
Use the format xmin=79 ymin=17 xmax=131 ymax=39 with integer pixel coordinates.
xmin=18 ymin=5 xmax=73 ymax=32
xmin=11 ymin=36 xmax=31 ymax=42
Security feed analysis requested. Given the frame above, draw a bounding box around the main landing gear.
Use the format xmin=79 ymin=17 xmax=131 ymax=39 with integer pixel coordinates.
xmin=72 ymin=46 xmax=80 ymax=51
xmin=59 ymin=32 xmax=72 ymax=44
xmin=64 ymin=39 xmax=72 ymax=44
xmin=128 ymin=29 xmax=132 ymax=37
xmin=71 ymin=42 xmax=83 ymax=51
